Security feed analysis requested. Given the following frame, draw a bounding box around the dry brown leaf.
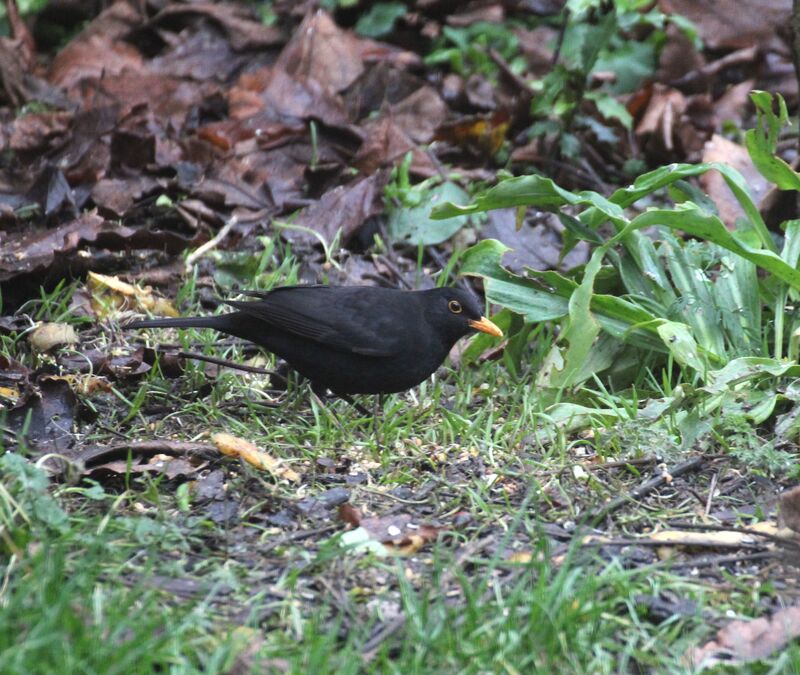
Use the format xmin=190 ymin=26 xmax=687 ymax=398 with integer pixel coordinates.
xmin=212 ymin=432 xmax=300 ymax=482
xmin=688 ymin=605 xmax=800 ymax=668
xmin=659 ymin=0 xmax=790 ymax=50
xmin=700 ymin=134 xmax=771 ymax=228
xmin=779 ymin=485 xmax=800 ymax=534
xmin=338 ymin=506 xmax=445 ymax=555
xmin=28 ymin=323 xmax=78 ymax=352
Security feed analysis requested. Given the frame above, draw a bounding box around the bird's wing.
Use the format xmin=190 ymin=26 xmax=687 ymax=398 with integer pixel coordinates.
xmin=225 ymin=286 xmax=407 ymax=357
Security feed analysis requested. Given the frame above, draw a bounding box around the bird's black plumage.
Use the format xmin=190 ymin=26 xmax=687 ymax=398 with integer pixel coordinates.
xmin=125 ymin=285 xmax=502 ymax=395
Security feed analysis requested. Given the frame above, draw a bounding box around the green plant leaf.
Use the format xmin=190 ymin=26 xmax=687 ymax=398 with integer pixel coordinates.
xmin=623 ymin=205 xmax=799 ymax=287
xmin=704 ymin=357 xmax=800 ymax=393
xmin=537 ymin=246 xmax=604 ymax=389
xmin=354 ymin=1 xmax=407 ymax=38
xmin=656 ymin=321 xmax=709 ymax=374
xmin=608 ymin=162 xmax=773 ymax=250
xmin=430 ymin=174 xmax=625 ymax=223
xmin=460 ymin=240 xmax=570 ymax=321
xmin=744 ymin=91 xmax=800 ymax=190
xmin=390 ymin=181 xmax=470 ymax=245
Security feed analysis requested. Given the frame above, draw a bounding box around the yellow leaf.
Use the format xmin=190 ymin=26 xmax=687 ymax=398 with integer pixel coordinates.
xmin=87 ymin=272 xmax=179 ymax=319
xmin=212 ymin=432 xmax=300 ymax=482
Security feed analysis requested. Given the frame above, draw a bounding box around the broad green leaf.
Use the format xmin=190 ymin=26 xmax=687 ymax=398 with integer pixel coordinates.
xmin=354 ymin=1 xmax=407 ymax=38
xmin=744 ymin=91 xmax=800 ymax=190
xmin=459 ymin=239 xmax=513 ymax=280
xmin=623 ymin=206 xmax=799 ymax=287
xmin=745 ymin=391 xmax=781 ymax=424
xmin=460 ymin=240 xmax=664 ymax=349
xmin=775 ymin=220 xmax=800 ymax=358
xmin=781 ymin=219 xmax=800 ymax=268
xmin=660 ymin=237 xmax=726 ymax=360
xmin=714 ymin=253 xmax=761 ymax=356
xmin=704 ymin=357 xmax=800 ymax=393
xmin=592 ymin=41 xmax=654 ymax=97
xmin=484 ymin=278 xmax=569 ymax=322
xmin=566 ymin=331 xmax=632 ymax=385
xmin=609 ymin=162 xmax=773 ymax=251
xmin=543 ymin=402 xmax=622 ymax=432
xmin=657 ymin=321 xmax=709 ymax=374
xmin=538 ymin=246 xmax=604 ymax=388
xmin=389 ymin=181 xmax=469 ymax=245
xmin=430 ymin=174 xmax=625 ymax=223
xmin=461 ymin=240 xmax=570 ymax=321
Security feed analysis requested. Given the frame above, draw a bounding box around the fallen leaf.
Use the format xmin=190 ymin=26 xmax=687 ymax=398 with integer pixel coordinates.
xmin=87 ymin=272 xmax=179 ymax=319
xmin=659 ymin=0 xmax=791 ymax=50
xmin=688 ymin=605 xmax=800 ymax=668
xmin=338 ymin=505 xmax=445 ymax=556
xmin=700 ymin=134 xmax=771 ymax=228
xmin=779 ymin=485 xmax=800 ymax=534
xmin=28 ymin=323 xmax=78 ymax=352
xmin=435 ymin=110 xmax=511 ymax=157
xmin=212 ymin=432 xmax=300 ymax=482
xmin=282 ymin=173 xmax=387 ymax=246
xmin=6 ymin=376 xmax=77 ymax=457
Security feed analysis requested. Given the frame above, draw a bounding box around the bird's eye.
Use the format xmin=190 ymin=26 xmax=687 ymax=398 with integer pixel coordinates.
xmin=448 ymin=300 xmax=463 ymax=314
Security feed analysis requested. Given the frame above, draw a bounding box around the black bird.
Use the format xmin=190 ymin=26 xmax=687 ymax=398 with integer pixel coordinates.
xmin=126 ymin=285 xmax=503 ymax=395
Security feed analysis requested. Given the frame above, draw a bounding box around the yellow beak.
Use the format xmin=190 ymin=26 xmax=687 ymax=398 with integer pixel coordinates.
xmin=469 ymin=316 xmax=503 ymax=337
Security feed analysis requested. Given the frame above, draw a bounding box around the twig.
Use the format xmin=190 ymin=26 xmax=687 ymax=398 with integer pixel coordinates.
xmin=176 ymin=350 xmax=287 ymax=383
xmin=664 ymin=523 xmax=800 ymax=550
xmin=581 ymin=536 xmax=764 ymax=550
xmin=704 ymin=472 xmax=719 ymax=518
xmin=185 ymin=215 xmax=237 ymax=272
xmin=374 ymin=253 xmax=412 ymax=289
xmin=656 ymin=550 xmax=777 ymax=571
xmin=75 ymin=440 xmax=217 ymax=467
xmin=586 ymin=456 xmax=706 ymax=524
xmin=551 ymin=7 xmax=570 ymax=66
xmin=670 ymin=46 xmax=759 ymax=88
xmin=489 ymin=48 xmax=532 ymax=99
xmin=585 ymin=456 xmax=659 ymax=472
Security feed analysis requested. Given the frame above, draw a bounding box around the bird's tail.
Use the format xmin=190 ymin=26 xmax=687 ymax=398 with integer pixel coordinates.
xmin=125 ymin=316 xmax=224 ymax=330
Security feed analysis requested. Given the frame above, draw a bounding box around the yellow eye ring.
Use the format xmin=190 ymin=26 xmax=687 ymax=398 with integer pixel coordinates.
xmin=448 ymin=300 xmax=463 ymax=314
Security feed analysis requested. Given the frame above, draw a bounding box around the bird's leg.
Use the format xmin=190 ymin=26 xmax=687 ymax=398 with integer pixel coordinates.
xmin=309 ymin=387 xmax=345 ymax=435
xmin=335 ymin=392 xmax=371 ymax=417
xmin=330 ymin=392 xmax=382 ymax=446
xmin=372 ymin=393 xmax=384 ymax=448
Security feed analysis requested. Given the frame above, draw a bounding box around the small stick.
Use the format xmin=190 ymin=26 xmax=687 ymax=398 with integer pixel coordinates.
xmin=586 ymin=456 xmax=705 ymax=524
xmin=586 ymin=456 xmax=659 ymax=472
xmin=657 ymin=550 xmax=776 ymax=571
xmin=580 ymin=537 xmax=763 ymax=550
xmin=185 ymin=215 xmax=237 ymax=272
xmin=704 ymin=472 xmax=719 ymax=518
xmin=176 ymin=350 xmax=287 ymax=383
xmin=663 ymin=523 xmax=800 ymax=550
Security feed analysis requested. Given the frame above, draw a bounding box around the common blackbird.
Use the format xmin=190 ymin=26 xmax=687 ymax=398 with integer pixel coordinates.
xmin=126 ymin=285 xmax=502 ymax=395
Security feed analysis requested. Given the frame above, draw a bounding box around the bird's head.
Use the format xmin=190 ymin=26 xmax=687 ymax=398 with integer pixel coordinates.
xmin=423 ymin=287 xmax=503 ymax=345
